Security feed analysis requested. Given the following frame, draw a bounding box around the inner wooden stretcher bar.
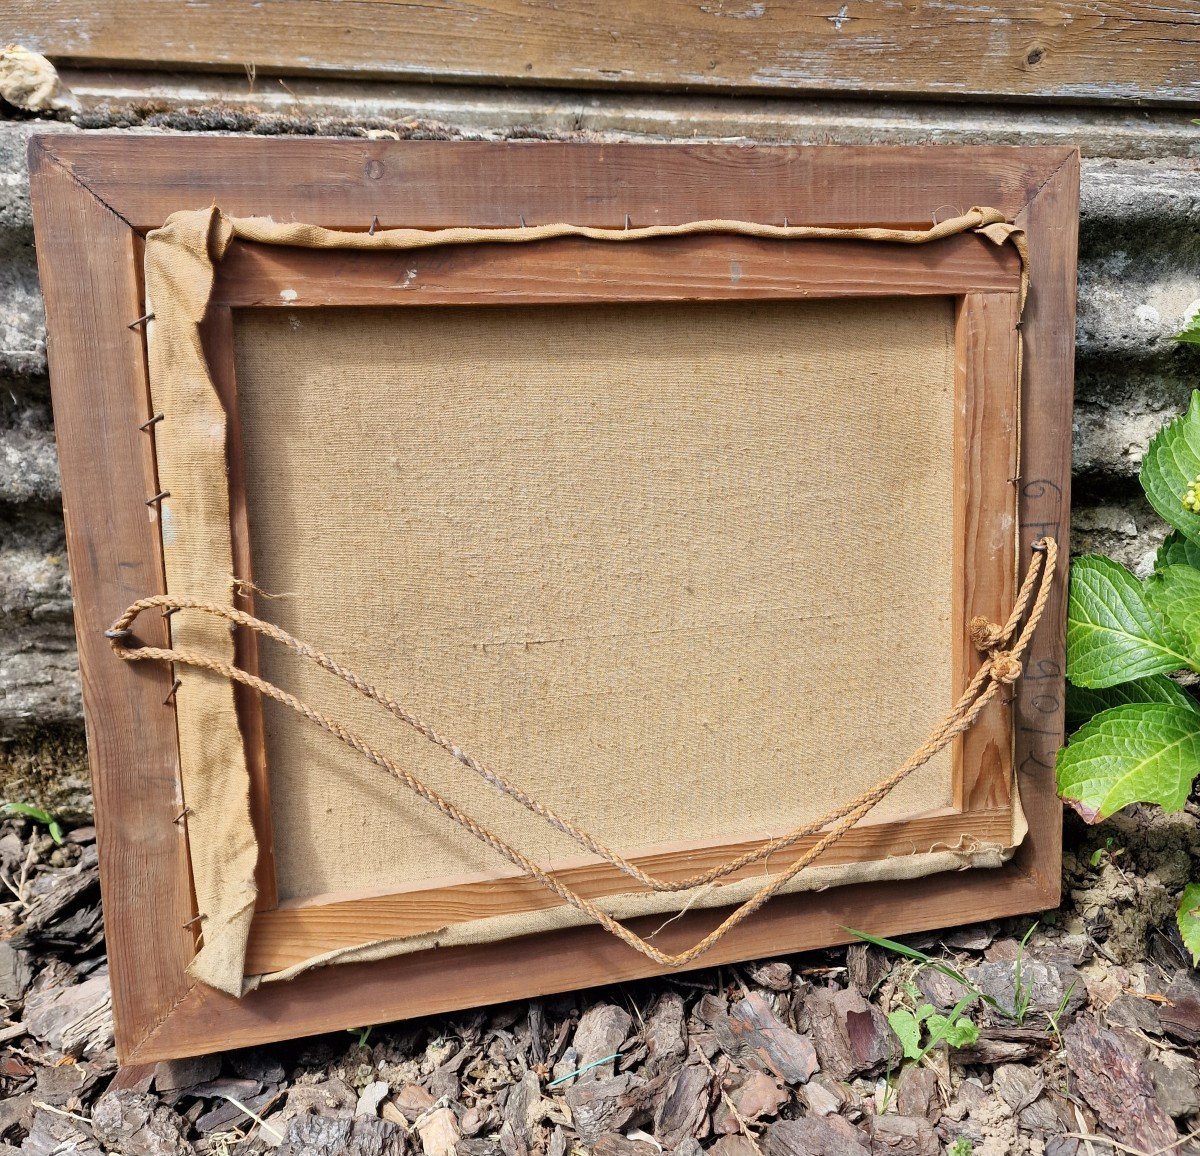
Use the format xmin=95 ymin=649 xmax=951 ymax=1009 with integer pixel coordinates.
xmin=194 ymin=228 xmax=1023 ymax=976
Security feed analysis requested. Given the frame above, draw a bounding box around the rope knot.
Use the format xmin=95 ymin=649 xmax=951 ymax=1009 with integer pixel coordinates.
xmin=989 ymin=652 xmax=1023 ymax=685
xmin=969 ymin=615 xmax=1006 ymax=652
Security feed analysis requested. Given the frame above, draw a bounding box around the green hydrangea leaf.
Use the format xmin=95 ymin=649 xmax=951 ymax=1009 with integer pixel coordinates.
xmin=1147 ymin=565 xmax=1200 ymax=665
xmin=1177 ymin=312 xmax=1200 ymax=347
xmin=1056 ymin=702 xmax=1200 ymax=823
xmin=887 ymin=1009 xmax=923 ymax=1060
xmin=1141 ymin=390 xmax=1200 ymax=548
xmin=1156 ymin=532 xmax=1200 ymax=573
xmin=1066 ymin=675 xmax=1198 ymax=732
xmin=1066 ymin=556 xmax=1192 ymax=688
xmin=1177 ymin=883 xmax=1200 ymax=967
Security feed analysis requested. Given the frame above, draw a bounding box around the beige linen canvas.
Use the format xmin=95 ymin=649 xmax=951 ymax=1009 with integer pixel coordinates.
xmin=230 ymin=297 xmax=960 ymax=901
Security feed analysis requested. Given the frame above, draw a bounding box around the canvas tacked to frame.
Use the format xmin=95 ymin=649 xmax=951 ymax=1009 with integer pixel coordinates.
xmin=143 ymin=208 xmax=1026 ymax=996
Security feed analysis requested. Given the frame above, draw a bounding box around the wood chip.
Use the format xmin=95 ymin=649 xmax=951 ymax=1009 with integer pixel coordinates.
xmin=846 ymin=943 xmax=889 ymax=997
xmin=964 ymin=959 xmax=1086 ymax=1021
xmin=417 ymin=1105 xmax=461 ymax=1156
xmin=573 ymin=1004 xmax=633 ymax=1078
xmin=90 ymin=1090 xmax=195 ymax=1156
xmin=729 ymin=1070 xmax=788 ymax=1122
xmin=653 ymin=1059 xmax=711 ymax=1149
xmin=1160 ymin=969 xmax=1200 ymax=1043
xmin=1147 ymin=1055 xmax=1200 ymax=1119
xmin=805 ymin=986 xmax=894 ymax=1079
xmin=1063 ymin=1018 xmax=1177 ymax=1151
xmin=894 ymin=1064 xmax=939 ymax=1119
xmin=747 ymin=962 xmax=794 ymax=992
xmin=991 ymin=1062 xmax=1043 ymax=1113
xmin=0 ymin=942 xmax=32 ymax=1002
xmin=564 ymin=1073 xmax=640 ymax=1144
xmin=868 ymin=1114 xmax=939 ymax=1155
xmin=797 ymin=1072 xmax=846 ymax=1118
xmin=23 ymin=973 xmax=113 ymax=1058
xmin=278 ymin=1115 xmax=409 ymax=1155
xmin=953 ymin=1026 xmax=1053 ymax=1065
xmin=1105 ymin=993 xmax=1164 ymax=1036
xmin=708 ymin=1136 xmax=761 ymax=1156
xmin=20 ymin=1109 xmax=103 ymax=1156
xmin=767 ymin=1115 xmax=871 ymax=1156
xmin=356 ymin=1081 xmax=390 ymax=1118
xmin=153 ymin=1054 xmax=221 ymax=1094
xmin=591 ymin=1133 xmax=660 ymax=1156
xmin=714 ymin=993 xmax=817 ymax=1085
xmin=644 ymin=991 xmax=687 ymax=1076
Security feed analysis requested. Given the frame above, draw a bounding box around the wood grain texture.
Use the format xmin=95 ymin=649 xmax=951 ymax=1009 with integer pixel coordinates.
xmin=1009 ymin=151 xmax=1079 ymax=904
xmin=955 ymin=292 xmax=1020 ymax=814
xmin=245 ymin=809 xmax=1015 ymax=973
xmin=145 ymin=865 xmax=1053 ymax=1061
xmin=211 ymin=232 xmax=1020 ymax=308
xmin=13 ymin=2 xmax=1200 ymax=105
xmin=46 ymin=139 xmax=1062 ymax=234
xmin=26 ymin=139 xmax=197 ymax=1061
xmin=27 ymin=137 xmax=1076 ymax=1062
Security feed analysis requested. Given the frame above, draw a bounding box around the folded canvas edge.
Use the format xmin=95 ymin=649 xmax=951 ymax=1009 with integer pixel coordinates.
xmin=250 ymin=831 xmax=1024 ymax=989
xmin=143 ymin=206 xmax=1029 ymax=998
xmin=144 ymin=207 xmax=256 ymax=996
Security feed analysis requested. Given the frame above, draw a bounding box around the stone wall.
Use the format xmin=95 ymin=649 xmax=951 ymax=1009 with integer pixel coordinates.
xmin=1 ymin=77 xmax=1197 ymax=815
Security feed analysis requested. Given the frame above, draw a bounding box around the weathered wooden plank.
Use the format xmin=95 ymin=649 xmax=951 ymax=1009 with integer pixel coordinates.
xmin=139 ymin=868 xmax=1053 ymax=1061
xmin=54 ymin=70 xmax=1200 ymax=161
xmin=26 ymin=138 xmax=198 ymax=1060
xmin=15 ymin=1 xmax=1200 ymax=106
xmin=46 ymin=138 xmax=1060 ymax=233
xmin=1009 ymin=150 xmax=1079 ymax=905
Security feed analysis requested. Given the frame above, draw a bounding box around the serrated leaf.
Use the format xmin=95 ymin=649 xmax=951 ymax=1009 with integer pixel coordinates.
xmin=1056 ymin=702 xmax=1200 ymax=822
xmin=887 ymin=1009 xmax=922 ymax=1060
xmin=1066 ymin=556 xmax=1192 ymax=688
xmin=1178 ymin=883 xmax=1200 ymax=966
xmin=927 ymin=1014 xmax=980 ymax=1049
xmin=1177 ymin=312 xmax=1200 ymax=346
xmin=1147 ymin=564 xmax=1200 ymax=661
xmin=1067 ymin=675 xmax=1199 ymax=731
xmin=1141 ymin=390 xmax=1200 ymax=548
xmin=1156 ymin=532 xmax=1200 ymax=573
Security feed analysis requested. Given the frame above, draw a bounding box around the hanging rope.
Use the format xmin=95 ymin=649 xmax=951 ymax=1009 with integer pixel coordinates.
xmin=106 ymin=537 xmax=1056 ymax=968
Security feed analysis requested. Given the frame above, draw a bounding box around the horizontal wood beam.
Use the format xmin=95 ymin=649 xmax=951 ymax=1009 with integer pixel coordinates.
xmin=14 ymin=1 xmax=1200 ymax=107
xmin=36 ymin=138 xmax=1070 ymax=234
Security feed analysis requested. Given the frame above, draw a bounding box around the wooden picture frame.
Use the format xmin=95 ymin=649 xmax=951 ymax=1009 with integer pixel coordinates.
xmin=28 ymin=138 xmax=1078 ymax=1063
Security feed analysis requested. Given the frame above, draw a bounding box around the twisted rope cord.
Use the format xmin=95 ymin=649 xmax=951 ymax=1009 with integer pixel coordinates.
xmin=111 ymin=538 xmax=1055 ymax=894
xmin=106 ymin=538 xmax=1055 ymax=967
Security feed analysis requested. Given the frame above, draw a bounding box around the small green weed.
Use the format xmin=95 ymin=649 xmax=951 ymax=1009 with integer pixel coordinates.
xmin=2 ymin=801 xmax=64 ymax=845
xmin=887 ymin=990 xmax=981 ymax=1062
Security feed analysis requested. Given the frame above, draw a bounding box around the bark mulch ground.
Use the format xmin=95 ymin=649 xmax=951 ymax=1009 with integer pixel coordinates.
xmin=2 ymin=802 xmax=1199 ymax=1155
